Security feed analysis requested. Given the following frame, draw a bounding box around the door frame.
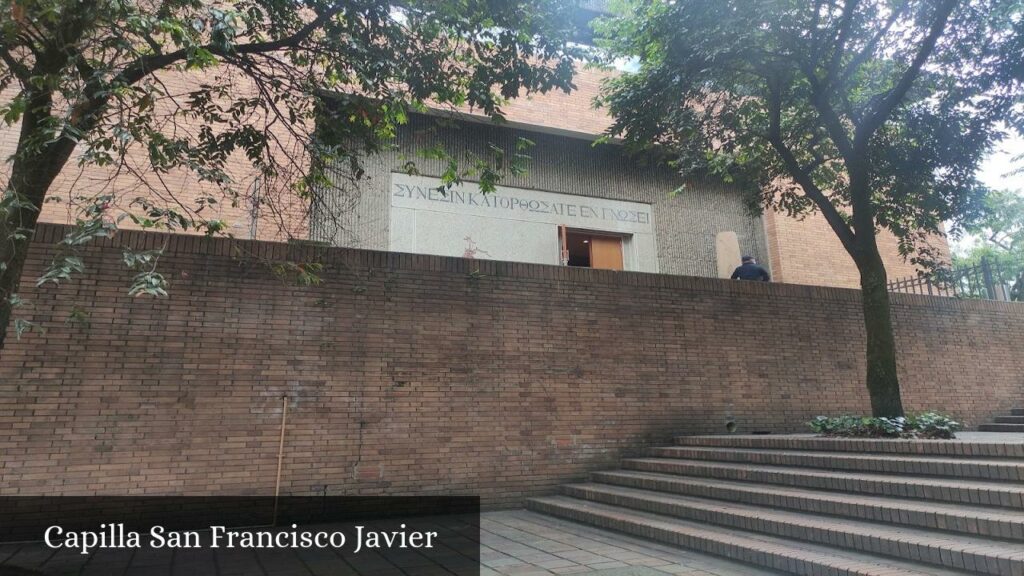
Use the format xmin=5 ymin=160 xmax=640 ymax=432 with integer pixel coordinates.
xmin=559 ymin=226 xmax=631 ymax=270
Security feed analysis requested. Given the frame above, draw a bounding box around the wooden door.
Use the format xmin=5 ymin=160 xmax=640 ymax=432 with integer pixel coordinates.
xmin=589 ymin=235 xmax=623 ymax=270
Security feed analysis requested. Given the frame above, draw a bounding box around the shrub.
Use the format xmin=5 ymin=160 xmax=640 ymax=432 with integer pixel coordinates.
xmin=809 ymin=412 xmax=962 ymax=439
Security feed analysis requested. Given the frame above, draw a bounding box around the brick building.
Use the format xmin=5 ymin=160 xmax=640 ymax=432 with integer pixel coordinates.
xmin=1 ymin=31 xmax=944 ymax=289
xmin=306 ymin=80 xmax=946 ymax=286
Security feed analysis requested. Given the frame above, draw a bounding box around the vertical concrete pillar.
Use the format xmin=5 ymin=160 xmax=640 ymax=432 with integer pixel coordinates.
xmin=716 ymin=231 xmax=741 ymax=279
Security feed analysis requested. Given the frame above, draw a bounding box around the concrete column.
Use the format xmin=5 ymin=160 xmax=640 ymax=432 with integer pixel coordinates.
xmin=716 ymin=231 xmax=741 ymax=279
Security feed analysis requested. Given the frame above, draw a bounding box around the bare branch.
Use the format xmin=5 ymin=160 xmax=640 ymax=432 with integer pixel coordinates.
xmin=115 ymin=5 xmax=345 ymax=88
xmin=989 ymin=231 xmax=1012 ymax=251
xmin=838 ymin=0 xmax=908 ymax=87
xmin=824 ymin=0 xmax=861 ymax=86
xmin=856 ymin=0 xmax=958 ymax=148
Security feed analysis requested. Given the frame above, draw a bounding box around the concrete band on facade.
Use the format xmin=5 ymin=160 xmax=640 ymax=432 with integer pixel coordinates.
xmin=310 ymin=115 xmax=770 ymax=278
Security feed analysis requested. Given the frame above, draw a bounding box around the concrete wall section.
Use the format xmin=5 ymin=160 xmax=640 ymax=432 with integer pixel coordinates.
xmin=313 ymin=116 xmax=769 ymax=278
xmin=389 ymin=174 xmax=658 ymax=271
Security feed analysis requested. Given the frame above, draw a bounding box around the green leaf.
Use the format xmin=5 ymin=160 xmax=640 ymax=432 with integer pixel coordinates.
xmin=128 ymin=271 xmax=169 ymax=298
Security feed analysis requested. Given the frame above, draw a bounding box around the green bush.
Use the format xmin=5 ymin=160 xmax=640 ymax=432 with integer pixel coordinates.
xmin=809 ymin=412 xmax=962 ymax=439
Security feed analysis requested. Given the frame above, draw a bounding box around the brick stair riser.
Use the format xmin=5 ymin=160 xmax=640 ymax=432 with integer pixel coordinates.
xmin=526 ymin=499 xmax=907 ymax=576
xmin=591 ymin=471 xmax=1024 ymax=540
xmin=995 ymin=416 xmax=1024 ymax=424
xmin=622 ymin=459 xmax=1024 ymax=509
xmin=561 ymin=485 xmax=1017 ymax=576
xmin=1013 ymin=409 xmax=1024 ymax=416
xmin=980 ymin=424 xmax=1024 ymax=432
xmin=648 ymin=447 xmax=1024 ymax=481
xmin=673 ymin=436 xmax=1024 ymax=459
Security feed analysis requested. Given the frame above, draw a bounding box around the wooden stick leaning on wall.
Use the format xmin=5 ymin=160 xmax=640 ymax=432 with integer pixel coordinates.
xmin=273 ymin=395 xmax=288 ymax=526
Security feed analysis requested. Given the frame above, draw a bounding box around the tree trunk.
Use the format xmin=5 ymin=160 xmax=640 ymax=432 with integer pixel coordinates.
xmin=0 ymin=181 xmax=46 ymax=352
xmin=856 ymin=251 xmax=905 ymax=417
xmin=0 ymin=92 xmax=78 ymax=352
xmin=0 ymin=220 xmax=35 ymax=351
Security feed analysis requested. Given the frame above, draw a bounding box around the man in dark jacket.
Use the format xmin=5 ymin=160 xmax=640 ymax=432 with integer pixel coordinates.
xmin=731 ymin=255 xmax=770 ymax=282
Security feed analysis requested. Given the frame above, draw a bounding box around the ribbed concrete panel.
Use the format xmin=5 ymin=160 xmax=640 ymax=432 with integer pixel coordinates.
xmin=313 ymin=115 xmax=769 ymax=278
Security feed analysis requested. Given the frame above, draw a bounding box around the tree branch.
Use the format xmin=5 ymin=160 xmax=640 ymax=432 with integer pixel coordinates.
xmin=0 ymin=46 xmax=31 ymax=82
xmin=838 ymin=0 xmax=908 ymax=87
xmin=798 ymin=61 xmax=856 ymax=162
xmin=57 ymin=4 xmax=345 ymax=153
xmin=855 ymin=0 xmax=958 ymax=148
xmin=766 ymin=80 xmax=857 ymax=254
xmin=824 ymin=0 xmax=860 ymax=87
xmin=989 ymin=231 xmax=1012 ymax=251
xmin=114 ymin=5 xmax=345 ymax=87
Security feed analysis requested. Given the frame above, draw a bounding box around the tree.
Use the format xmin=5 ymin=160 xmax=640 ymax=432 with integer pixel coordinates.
xmin=955 ymin=189 xmax=1024 ymax=299
xmin=0 ymin=0 xmax=581 ymax=350
xmin=595 ymin=0 xmax=1023 ymax=417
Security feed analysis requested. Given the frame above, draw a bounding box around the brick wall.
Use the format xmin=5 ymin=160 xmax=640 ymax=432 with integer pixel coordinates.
xmin=764 ymin=208 xmax=949 ymax=288
xmin=0 ymin=71 xmax=311 ymax=244
xmin=1 ymin=225 xmax=1019 ymax=507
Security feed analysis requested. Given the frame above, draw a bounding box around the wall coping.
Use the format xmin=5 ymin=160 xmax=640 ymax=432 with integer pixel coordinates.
xmin=32 ymin=223 xmax=1023 ymax=314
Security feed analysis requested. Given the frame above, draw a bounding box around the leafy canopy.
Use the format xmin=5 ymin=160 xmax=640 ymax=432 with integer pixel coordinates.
xmin=0 ymin=0 xmax=581 ymax=221
xmin=0 ymin=0 xmax=582 ymax=328
xmin=596 ymin=0 xmax=1023 ymax=271
xmin=955 ymin=188 xmax=1024 ymax=296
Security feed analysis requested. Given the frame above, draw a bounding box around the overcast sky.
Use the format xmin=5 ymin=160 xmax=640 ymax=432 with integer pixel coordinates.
xmin=979 ymin=134 xmax=1023 ymax=192
xmin=948 ymin=135 xmax=1023 ymax=255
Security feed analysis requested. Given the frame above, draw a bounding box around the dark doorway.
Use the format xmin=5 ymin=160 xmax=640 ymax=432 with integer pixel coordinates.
xmin=562 ymin=230 xmax=624 ymax=270
xmin=566 ymin=231 xmax=592 ymax=267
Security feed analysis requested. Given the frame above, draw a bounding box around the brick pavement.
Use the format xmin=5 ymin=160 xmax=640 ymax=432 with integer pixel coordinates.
xmin=0 ymin=511 xmax=777 ymax=576
xmin=479 ymin=510 xmax=780 ymax=576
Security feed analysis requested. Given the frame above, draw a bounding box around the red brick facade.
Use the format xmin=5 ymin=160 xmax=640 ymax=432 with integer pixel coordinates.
xmin=1 ymin=65 xmax=946 ymax=289
xmin=0 ymin=225 xmax=1018 ymax=507
xmin=762 ymin=208 xmax=946 ymax=288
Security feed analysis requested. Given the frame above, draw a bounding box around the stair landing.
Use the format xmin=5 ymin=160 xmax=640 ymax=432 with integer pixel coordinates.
xmin=980 ymin=408 xmax=1024 ymax=432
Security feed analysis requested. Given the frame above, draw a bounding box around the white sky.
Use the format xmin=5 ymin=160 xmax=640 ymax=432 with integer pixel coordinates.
xmin=979 ymin=134 xmax=1023 ymax=193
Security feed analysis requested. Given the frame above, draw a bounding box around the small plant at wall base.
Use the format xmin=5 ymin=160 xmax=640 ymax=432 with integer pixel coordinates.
xmin=809 ymin=412 xmax=963 ymax=439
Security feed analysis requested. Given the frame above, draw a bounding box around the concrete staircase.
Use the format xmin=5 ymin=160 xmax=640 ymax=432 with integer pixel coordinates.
xmin=980 ymin=408 xmax=1024 ymax=432
xmin=527 ymin=434 xmax=1024 ymax=576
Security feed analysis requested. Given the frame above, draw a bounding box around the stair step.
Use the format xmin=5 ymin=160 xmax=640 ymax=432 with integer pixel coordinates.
xmin=591 ymin=469 xmax=1024 ymax=540
xmin=527 ymin=496 xmax=974 ymax=576
xmin=1013 ymin=409 xmax=1024 ymax=416
xmin=559 ymin=483 xmax=1024 ymax=576
xmin=674 ymin=434 xmax=1024 ymax=458
xmin=648 ymin=445 xmax=1024 ymax=480
xmin=996 ymin=416 xmax=1024 ymax=424
xmin=982 ymin=422 xmax=1024 ymax=432
xmin=622 ymin=458 xmax=1024 ymax=509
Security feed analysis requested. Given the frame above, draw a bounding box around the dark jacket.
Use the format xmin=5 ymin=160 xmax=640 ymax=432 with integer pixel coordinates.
xmin=731 ymin=262 xmax=770 ymax=282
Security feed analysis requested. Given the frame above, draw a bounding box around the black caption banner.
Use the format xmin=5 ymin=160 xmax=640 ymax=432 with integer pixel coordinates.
xmin=0 ymin=497 xmax=480 ymax=575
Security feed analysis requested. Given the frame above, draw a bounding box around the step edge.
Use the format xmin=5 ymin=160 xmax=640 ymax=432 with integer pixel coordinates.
xmin=591 ymin=469 xmax=1024 ymax=521
xmin=621 ymin=457 xmax=1024 ymax=489
xmin=556 ymin=485 xmax=1023 ymax=575
xmin=527 ymin=496 xmax=977 ymax=576
xmin=562 ymin=482 xmax=1024 ymax=552
xmin=672 ymin=436 xmax=1024 ymax=458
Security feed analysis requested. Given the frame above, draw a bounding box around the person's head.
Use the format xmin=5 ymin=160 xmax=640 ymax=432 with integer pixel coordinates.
xmin=741 ymin=255 xmax=755 ymax=265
